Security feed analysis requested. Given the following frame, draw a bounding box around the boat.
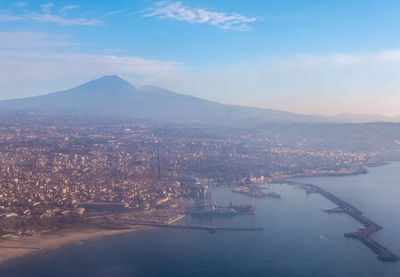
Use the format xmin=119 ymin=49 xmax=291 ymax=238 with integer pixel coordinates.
xmin=229 ymin=202 xmax=256 ymax=214
xmin=320 ymin=234 xmax=328 ymax=240
xmin=266 ymin=191 xmax=281 ymax=198
xmin=231 ymin=186 xmax=266 ymax=198
xmin=187 ymin=205 xmax=236 ymax=216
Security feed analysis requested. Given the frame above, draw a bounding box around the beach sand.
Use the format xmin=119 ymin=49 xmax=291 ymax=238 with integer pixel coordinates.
xmin=0 ymin=225 xmax=149 ymax=265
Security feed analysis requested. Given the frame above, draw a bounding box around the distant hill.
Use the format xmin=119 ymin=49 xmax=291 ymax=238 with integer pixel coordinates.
xmin=0 ymin=75 xmax=397 ymax=124
xmin=328 ymin=113 xmax=400 ymax=123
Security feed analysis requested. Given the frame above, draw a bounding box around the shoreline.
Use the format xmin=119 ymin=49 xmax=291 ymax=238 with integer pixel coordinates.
xmin=0 ymin=162 xmax=394 ymax=267
xmin=270 ymin=167 xmax=368 ymax=183
xmin=277 ymin=161 xmax=395 ymax=182
xmin=0 ymin=225 xmax=150 ymax=266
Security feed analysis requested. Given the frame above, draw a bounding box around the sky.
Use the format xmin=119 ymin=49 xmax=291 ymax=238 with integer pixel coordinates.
xmin=1 ymin=0 xmax=400 ymax=116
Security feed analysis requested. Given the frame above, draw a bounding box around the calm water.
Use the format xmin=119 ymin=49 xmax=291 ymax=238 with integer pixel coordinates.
xmin=1 ymin=163 xmax=400 ymax=276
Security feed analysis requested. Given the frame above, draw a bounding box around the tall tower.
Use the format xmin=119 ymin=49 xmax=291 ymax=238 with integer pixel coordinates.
xmin=157 ymin=147 xmax=161 ymax=179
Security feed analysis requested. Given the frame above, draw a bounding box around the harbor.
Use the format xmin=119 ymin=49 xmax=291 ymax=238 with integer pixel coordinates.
xmin=187 ymin=184 xmax=258 ymax=216
xmin=284 ymin=180 xmax=399 ymax=262
xmin=3 ymin=164 xmax=400 ymax=276
xmin=186 ymin=203 xmax=256 ymax=216
xmin=132 ymin=223 xmax=263 ymax=233
xmin=232 ymin=184 xmax=281 ymax=199
xmin=89 ymin=212 xmax=263 ymax=233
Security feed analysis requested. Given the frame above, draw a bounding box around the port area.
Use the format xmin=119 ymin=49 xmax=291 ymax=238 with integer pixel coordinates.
xmin=88 ymin=212 xmax=263 ymax=233
xmin=186 ymin=203 xmax=256 ymax=216
xmin=232 ymin=185 xmax=265 ymax=198
xmin=125 ymin=223 xmax=263 ymax=233
xmin=232 ymin=184 xmax=281 ymax=199
xmin=283 ymin=181 xmax=399 ymax=262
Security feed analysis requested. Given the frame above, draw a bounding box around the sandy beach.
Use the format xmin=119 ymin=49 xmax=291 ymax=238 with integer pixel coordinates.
xmin=0 ymin=225 xmax=149 ymax=265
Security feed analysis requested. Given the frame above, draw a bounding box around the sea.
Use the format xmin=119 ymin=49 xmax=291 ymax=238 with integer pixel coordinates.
xmin=1 ymin=162 xmax=400 ymax=277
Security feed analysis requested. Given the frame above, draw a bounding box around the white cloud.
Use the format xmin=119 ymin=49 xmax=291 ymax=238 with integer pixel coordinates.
xmin=61 ymin=5 xmax=80 ymax=11
xmin=0 ymin=12 xmax=103 ymax=26
xmin=374 ymin=50 xmax=400 ymax=62
xmin=41 ymin=3 xmax=54 ymax=13
xmin=0 ymin=32 xmax=75 ymax=49
xmin=0 ymin=30 xmax=179 ymax=94
xmin=105 ymin=9 xmax=124 ymax=17
xmin=143 ymin=1 xmax=259 ymax=31
xmin=0 ymin=49 xmax=180 ymax=85
xmin=271 ymin=50 xmax=400 ymax=69
xmin=0 ymin=3 xmax=102 ymax=26
xmin=0 ymin=14 xmax=23 ymax=21
xmin=30 ymin=13 xmax=102 ymax=26
xmin=15 ymin=2 xmax=28 ymax=7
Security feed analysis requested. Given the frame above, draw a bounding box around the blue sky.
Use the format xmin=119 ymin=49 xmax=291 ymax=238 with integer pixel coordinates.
xmin=1 ymin=0 xmax=400 ymax=115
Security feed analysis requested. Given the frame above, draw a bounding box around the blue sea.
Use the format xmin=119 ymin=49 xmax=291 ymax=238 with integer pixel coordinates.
xmin=1 ymin=163 xmax=400 ymax=276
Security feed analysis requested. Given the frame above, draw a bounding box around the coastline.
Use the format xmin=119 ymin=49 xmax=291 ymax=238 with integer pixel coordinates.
xmin=0 ymin=162 xmax=393 ymax=267
xmin=0 ymin=225 xmax=150 ymax=265
xmin=270 ymin=166 xmax=369 ymax=182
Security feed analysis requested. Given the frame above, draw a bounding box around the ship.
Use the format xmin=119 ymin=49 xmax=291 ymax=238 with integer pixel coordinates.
xmin=187 ymin=205 xmax=236 ymax=216
xmin=231 ymin=186 xmax=266 ymax=198
xmin=229 ymin=203 xmax=256 ymax=214
xmin=266 ymin=191 xmax=281 ymax=198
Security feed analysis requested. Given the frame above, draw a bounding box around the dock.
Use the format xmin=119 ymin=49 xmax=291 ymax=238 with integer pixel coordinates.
xmin=284 ymin=181 xmax=399 ymax=262
xmin=122 ymin=222 xmax=263 ymax=233
xmin=105 ymin=214 xmax=263 ymax=233
xmin=164 ymin=214 xmax=185 ymax=224
xmin=232 ymin=184 xmax=266 ymax=198
xmin=136 ymin=223 xmax=218 ymax=232
xmin=216 ymin=227 xmax=264 ymax=231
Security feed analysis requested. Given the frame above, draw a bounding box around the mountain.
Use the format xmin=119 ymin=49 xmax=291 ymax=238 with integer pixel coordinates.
xmin=0 ymin=75 xmax=397 ymax=124
xmin=0 ymin=75 xmax=321 ymax=124
xmin=328 ymin=113 xmax=400 ymax=123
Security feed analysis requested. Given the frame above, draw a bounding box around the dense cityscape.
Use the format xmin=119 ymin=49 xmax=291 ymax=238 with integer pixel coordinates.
xmin=1 ymin=116 xmax=399 ymax=238
xmin=2 ymin=0 xmax=400 ymax=275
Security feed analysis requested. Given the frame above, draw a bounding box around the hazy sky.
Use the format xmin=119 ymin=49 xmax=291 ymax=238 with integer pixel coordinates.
xmin=1 ymin=0 xmax=400 ymax=116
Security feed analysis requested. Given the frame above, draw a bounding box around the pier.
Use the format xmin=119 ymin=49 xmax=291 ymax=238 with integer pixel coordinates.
xmin=118 ymin=222 xmax=263 ymax=233
xmin=216 ymin=227 xmax=264 ymax=231
xmin=232 ymin=184 xmax=266 ymax=198
xmin=103 ymin=214 xmax=263 ymax=233
xmin=284 ymin=181 xmax=399 ymax=262
xmin=135 ymin=222 xmax=218 ymax=232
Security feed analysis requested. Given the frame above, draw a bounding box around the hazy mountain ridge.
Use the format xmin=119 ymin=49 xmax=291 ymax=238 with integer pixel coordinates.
xmin=329 ymin=113 xmax=400 ymax=123
xmin=0 ymin=75 xmax=397 ymax=124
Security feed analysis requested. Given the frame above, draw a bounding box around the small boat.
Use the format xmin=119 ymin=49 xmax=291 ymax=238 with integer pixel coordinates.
xmin=266 ymin=191 xmax=281 ymax=198
xmin=187 ymin=205 xmax=236 ymax=216
xmin=229 ymin=203 xmax=256 ymax=214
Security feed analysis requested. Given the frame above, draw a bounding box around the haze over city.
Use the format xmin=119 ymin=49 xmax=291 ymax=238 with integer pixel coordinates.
xmin=1 ymin=0 xmax=400 ymax=116
xmin=1 ymin=1 xmax=400 ymax=277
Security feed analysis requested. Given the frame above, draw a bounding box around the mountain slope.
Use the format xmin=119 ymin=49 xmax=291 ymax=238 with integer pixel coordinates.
xmin=8 ymin=75 xmax=396 ymax=124
xmin=328 ymin=113 xmax=400 ymax=123
xmin=0 ymin=75 xmax=325 ymax=124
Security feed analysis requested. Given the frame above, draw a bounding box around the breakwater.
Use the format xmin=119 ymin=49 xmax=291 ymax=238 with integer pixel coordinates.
xmin=283 ymin=181 xmax=399 ymax=262
xmin=106 ymin=215 xmax=263 ymax=233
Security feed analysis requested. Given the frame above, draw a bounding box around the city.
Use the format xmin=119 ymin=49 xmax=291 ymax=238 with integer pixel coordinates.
xmin=0 ymin=115 xmax=398 ymax=240
xmin=1 ymin=1 xmax=400 ymax=275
